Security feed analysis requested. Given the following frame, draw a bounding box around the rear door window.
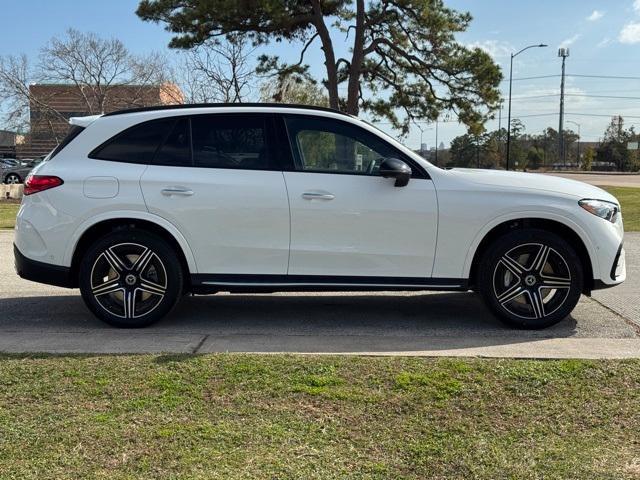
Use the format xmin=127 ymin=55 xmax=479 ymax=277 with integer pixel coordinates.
xmin=154 ymin=118 xmax=191 ymax=167
xmin=191 ymin=114 xmax=272 ymax=170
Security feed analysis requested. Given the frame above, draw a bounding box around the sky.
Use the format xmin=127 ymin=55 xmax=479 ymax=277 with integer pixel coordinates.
xmin=1 ymin=0 xmax=639 ymax=149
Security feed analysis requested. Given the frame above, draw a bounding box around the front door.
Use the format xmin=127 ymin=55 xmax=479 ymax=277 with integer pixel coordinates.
xmin=282 ymin=115 xmax=438 ymax=280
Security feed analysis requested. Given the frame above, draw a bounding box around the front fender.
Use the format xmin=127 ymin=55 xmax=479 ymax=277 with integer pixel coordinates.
xmin=461 ymin=210 xmax=599 ymax=280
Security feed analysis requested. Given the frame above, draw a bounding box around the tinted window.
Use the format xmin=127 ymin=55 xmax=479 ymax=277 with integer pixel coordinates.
xmin=285 ymin=116 xmax=399 ymax=175
xmin=154 ymin=118 xmax=191 ymax=166
xmin=191 ymin=115 xmax=270 ymax=170
xmin=90 ymin=119 xmax=173 ymax=163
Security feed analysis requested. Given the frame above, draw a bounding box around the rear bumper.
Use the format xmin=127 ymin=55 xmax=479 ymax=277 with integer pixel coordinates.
xmin=14 ymin=244 xmax=74 ymax=288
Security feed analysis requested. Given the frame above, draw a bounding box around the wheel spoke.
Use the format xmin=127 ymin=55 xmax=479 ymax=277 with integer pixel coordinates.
xmin=539 ymin=275 xmax=572 ymax=288
xmin=531 ymin=245 xmax=550 ymax=274
xmin=92 ymin=278 xmax=122 ymax=296
xmin=497 ymin=283 xmax=525 ymax=305
xmin=500 ymin=254 xmax=524 ymax=276
xmin=103 ymin=248 xmax=126 ymax=273
xmin=123 ymin=290 xmax=136 ymax=318
xmin=132 ymin=248 xmax=153 ymax=273
xmin=139 ymin=279 xmax=166 ymax=296
xmin=526 ymin=290 xmax=545 ymax=319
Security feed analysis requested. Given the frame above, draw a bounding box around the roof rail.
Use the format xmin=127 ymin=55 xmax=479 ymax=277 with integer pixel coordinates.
xmin=102 ymin=102 xmax=351 ymax=117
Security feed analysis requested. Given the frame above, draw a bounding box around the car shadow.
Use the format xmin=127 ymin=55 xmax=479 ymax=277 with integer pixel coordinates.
xmin=0 ymin=291 xmax=582 ymax=353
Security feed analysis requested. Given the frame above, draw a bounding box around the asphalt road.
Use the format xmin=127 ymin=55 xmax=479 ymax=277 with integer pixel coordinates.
xmin=545 ymin=172 xmax=640 ymax=188
xmin=1 ymin=230 xmax=639 ymax=358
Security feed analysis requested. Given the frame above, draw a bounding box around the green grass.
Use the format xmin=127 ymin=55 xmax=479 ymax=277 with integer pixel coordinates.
xmin=603 ymin=186 xmax=640 ymax=231
xmin=1 ymin=354 xmax=639 ymax=479
xmin=0 ymin=202 xmax=19 ymax=229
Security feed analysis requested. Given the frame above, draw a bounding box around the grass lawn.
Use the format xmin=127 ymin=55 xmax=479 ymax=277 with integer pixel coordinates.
xmin=0 ymin=354 xmax=639 ymax=479
xmin=604 ymin=186 xmax=640 ymax=232
xmin=0 ymin=202 xmax=19 ymax=229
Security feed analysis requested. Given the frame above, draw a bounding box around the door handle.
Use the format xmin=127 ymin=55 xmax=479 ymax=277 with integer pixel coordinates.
xmin=302 ymin=192 xmax=335 ymax=200
xmin=161 ymin=187 xmax=194 ymax=197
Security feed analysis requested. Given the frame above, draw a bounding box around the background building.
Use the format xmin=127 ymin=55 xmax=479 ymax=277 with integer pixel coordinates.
xmin=18 ymin=83 xmax=183 ymax=158
xmin=0 ymin=130 xmax=19 ymax=158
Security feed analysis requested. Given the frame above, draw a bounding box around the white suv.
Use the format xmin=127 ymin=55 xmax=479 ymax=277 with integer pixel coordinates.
xmin=14 ymin=104 xmax=625 ymax=328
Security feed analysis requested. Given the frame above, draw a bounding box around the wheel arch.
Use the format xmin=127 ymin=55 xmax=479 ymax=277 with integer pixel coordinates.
xmin=4 ymin=172 xmax=21 ymax=183
xmin=66 ymin=213 xmax=197 ymax=288
xmin=466 ymin=216 xmax=595 ymax=294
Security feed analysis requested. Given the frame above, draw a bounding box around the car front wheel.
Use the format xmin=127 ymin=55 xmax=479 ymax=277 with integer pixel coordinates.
xmin=478 ymin=229 xmax=583 ymax=329
xmin=4 ymin=173 xmax=21 ymax=184
xmin=79 ymin=229 xmax=183 ymax=327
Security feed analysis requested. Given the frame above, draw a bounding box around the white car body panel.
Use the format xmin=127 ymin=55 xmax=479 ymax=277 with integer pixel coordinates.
xmin=140 ymin=166 xmax=290 ymax=275
xmin=14 ymin=105 xmax=625 ymax=298
xmin=283 ymin=171 xmax=438 ymax=278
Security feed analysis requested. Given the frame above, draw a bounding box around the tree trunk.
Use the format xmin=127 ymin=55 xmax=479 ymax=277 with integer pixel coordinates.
xmin=310 ymin=0 xmax=339 ymax=110
xmin=346 ymin=0 xmax=365 ymax=115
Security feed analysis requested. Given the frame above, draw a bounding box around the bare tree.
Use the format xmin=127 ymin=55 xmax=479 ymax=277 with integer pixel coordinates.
xmin=180 ymin=36 xmax=256 ymax=103
xmin=39 ymin=29 xmax=176 ymax=113
xmin=0 ymin=29 xmax=179 ymax=144
xmin=0 ymin=54 xmax=70 ymax=142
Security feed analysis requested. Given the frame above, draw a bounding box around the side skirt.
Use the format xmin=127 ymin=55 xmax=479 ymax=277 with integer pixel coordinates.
xmin=190 ymin=274 xmax=469 ymax=294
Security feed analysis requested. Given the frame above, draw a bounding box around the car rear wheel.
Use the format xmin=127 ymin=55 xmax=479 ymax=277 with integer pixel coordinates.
xmin=4 ymin=173 xmax=21 ymax=184
xmin=79 ymin=229 xmax=183 ymax=327
xmin=477 ymin=229 xmax=583 ymax=329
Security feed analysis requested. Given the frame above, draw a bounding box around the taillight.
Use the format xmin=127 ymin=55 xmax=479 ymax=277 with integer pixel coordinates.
xmin=23 ymin=175 xmax=64 ymax=196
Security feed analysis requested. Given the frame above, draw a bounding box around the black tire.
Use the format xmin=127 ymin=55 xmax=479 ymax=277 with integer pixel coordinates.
xmin=79 ymin=229 xmax=183 ymax=327
xmin=477 ymin=228 xmax=583 ymax=329
xmin=4 ymin=173 xmax=21 ymax=184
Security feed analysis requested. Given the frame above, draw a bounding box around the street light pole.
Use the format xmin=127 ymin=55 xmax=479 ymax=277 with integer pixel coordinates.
xmin=566 ymin=120 xmax=581 ymax=167
xmin=435 ymin=118 xmax=439 ymax=166
xmin=506 ymin=43 xmax=548 ymax=171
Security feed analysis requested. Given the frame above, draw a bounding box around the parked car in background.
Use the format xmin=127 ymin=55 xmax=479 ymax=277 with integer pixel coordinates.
xmin=14 ymin=104 xmax=626 ymax=329
xmin=2 ymin=158 xmax=38 ymax=184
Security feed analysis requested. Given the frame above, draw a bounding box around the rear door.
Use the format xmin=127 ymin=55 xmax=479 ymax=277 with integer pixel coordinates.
xmin=140 ymin=113 xmax=290 ymax=275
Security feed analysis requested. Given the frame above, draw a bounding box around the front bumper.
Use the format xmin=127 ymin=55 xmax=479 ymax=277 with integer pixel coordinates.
xmin=591 ymin=241 xmax=625 ymax=291
xmin=14 ymin=244 xmax=74 ymax=288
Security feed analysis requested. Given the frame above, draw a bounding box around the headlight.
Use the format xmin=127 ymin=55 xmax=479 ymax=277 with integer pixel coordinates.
xmin=579 ymin=199 xmax=620 ymax=222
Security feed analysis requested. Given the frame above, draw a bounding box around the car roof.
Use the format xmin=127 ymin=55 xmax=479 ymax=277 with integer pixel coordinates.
xmin=101 ymin=102 xmax=351 ymax=118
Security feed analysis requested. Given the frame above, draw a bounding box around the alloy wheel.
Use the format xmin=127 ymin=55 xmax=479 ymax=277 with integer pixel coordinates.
xmin=90 ymin=243 xmax=168 ymax=319
xmin=492 ymin=242 xmax=572 ymax=320
xmin=5 ymin=174 xmax=20 ymax=184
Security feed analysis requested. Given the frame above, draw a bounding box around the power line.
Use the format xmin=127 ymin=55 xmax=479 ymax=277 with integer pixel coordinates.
xmin=565 ymin=112 xmax=640 ymax=119
xmin=568 ymin=74 xmax=640 ymax=80
xmin=566 ymin=93 xmax=640 ymax=100
xmin=509 ymin=112 xmax=640 ymax=119
xmin=504 ymin=73 xmax=640 ymax=82
xmin=511 ymin=93 xmax=640 ymax=101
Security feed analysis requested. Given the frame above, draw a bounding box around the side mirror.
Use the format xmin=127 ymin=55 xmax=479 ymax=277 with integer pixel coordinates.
xmin=379 ymin=158 xmax=412 ymax=187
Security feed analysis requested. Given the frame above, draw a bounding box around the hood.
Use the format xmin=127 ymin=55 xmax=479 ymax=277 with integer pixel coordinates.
xmin=448 ymin=168 xmax=619 ymax=204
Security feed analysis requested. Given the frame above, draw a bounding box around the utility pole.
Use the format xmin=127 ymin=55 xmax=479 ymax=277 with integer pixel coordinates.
xmin=558 ymin=48 xmax=570 ymax=168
